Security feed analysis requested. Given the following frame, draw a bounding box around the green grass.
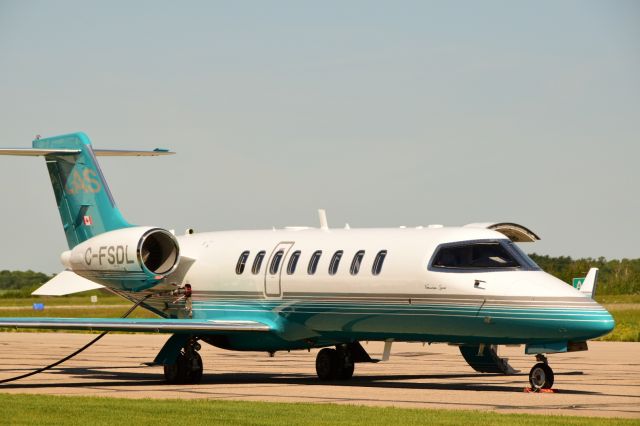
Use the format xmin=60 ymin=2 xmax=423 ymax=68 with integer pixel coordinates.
xmin=596 ymin=294 xmax=640 ymax=304
xmin=0 ymin=306 xmax=157 ymax=318
xmin=598 ymin=309 xmax=640 ymax=342
xmin=0 ymin=394 xmax=636 ymax=426
xmin=0 ymin=294 xmax=127 ymax=307
xmin=0 ymin=305 xmax=158 ymax=333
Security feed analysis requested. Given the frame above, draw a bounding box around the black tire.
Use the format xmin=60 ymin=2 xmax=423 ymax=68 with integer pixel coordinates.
xmin=163 ymin=354 xmax=184 ymax=384
xmin=335 ymin=348 xmax=354 ymax=380
xmin=164 ymin=351 xmax=203 ymax=384
xmin=185 ymin=351 xmax=203 ymax=384
xmin=529 ymin=362 xmax=554 ymax=389
xmin=316 ymin=348 xmax=338 ymax=381
xmin=337 ymin=360 xmax=354 ymax=380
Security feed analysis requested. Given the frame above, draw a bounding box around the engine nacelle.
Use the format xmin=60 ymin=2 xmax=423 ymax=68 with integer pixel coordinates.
xmin=61 ymin=226 xmax=180 ymax=291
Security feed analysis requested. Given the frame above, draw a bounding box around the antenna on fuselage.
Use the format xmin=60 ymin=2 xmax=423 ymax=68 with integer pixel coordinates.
xmin=318 ymin=209 xmax=329 ymax=230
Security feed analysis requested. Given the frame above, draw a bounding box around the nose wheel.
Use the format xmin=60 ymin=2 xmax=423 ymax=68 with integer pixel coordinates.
xmin=164 ymin=340 xmax=203 ymax=384
xmin=528 ymin=354 xmax=554 ymax=390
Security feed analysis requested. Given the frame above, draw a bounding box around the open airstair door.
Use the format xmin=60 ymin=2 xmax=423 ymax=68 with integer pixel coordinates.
xmin=463 ymin=222 xmax=540 ymax=242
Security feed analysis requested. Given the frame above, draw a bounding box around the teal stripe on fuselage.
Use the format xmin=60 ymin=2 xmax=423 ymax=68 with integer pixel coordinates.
xmin=188 ymin=298 xmax=614 ymax=349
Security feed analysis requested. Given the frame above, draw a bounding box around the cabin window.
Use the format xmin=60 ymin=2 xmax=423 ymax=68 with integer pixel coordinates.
xmin=329 ymin=250 xmax=343 ymax=275
xmin=252 ymin=251 xmax=266 ymax=274
xmin=269 ymin=250 xmax=284 ymax=274
xmin=372 ymin=250 xmax=387 ymax=275
xmin=235 ymin=251 xmax=250 ymax=274
xmin=287 ymin=250 xmax=301 ymax=275
xmin=308 ymin=250 xmax=322 ymax=275
xmin=350 ymin=250 xmax=365 ymax=275
xmin=430 ymin=240 xmax=535 ymax=270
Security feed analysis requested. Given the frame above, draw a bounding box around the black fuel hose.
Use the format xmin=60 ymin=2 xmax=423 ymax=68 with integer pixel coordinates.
xmin=0 ymin=295 xmax=151 ymax=385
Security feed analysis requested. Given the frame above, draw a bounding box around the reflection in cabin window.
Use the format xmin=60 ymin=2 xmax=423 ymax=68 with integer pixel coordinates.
xmin=235 ymin=251 xmax=250 ymax=274
xmin=372 ymin=250 xmax=387 ymax=275
xmin=252 ymin=251 xmax=266 ymax=274
xmin=431 ymin=241 xmax=525 ymax=270
xmin=350 ymin=250 xmax=365 ymax=275
xmin=329 ymin=250 xmax=343 ymax=275
xmin=269 ymin=250 xmax=284 ymax=274
xmin=308 ymin=250 xmax=322 ymax=275
xmin=287 ymin=250 xmax=301 ymax=275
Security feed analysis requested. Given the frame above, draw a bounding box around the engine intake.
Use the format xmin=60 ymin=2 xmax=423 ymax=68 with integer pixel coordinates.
xmin=63 ymin=226 xmax=180 ymax=291
xmin=139 ymin=228 xmax=179 ymax=275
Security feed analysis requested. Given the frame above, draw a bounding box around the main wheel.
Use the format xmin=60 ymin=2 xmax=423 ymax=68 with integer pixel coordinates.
xmin=337 ymin=360 xmax=354 ymax=380
xmin=164 ymin=351 xmax=203 ymax=384
xmin=316 ymin=348 xmax=338 ymax=380
xmin=164 ymin=354 xmax=183 ymax=384
xmin=336 ymin=350 xmax=354 ymax=380
xmin=184 ymin=351 xmax=203 ymax=384
xmin=529 ymin=362 xmax=554 ymax=389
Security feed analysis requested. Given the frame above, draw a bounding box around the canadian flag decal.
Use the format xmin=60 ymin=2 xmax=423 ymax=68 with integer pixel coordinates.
xmin=83 ymin=215 xmax=93 ymax=226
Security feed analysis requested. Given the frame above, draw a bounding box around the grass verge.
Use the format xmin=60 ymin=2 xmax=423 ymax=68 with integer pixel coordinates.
xmin=595 ymin=294 xmax=640 ymax=304
xmin=598 ymin=309 xmax=640 ymax=342
xmin=0 ymin=306 xmax=158 ymax=333
xmin=0 ymin=294 xmax=127 ymax=307
xmin=0 ymin=394 xmax=637 ymax=426
xmin=0 ymin=306 xmax=157 ymax=318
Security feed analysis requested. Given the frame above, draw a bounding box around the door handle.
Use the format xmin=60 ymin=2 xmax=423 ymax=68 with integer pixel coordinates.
xmin=474 ymin=279 xmax=486 ymax=289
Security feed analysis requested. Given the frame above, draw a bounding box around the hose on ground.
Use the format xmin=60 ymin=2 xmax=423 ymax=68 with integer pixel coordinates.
xmin=0 ymin=295 xmax=150 ymax=385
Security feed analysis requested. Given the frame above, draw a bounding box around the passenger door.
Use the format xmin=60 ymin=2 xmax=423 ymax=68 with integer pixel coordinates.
xmin=264 ymin=242 xmax=294 ymax=298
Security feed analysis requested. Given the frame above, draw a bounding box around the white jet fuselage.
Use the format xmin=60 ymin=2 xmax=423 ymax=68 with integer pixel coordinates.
xmin=115 ymin=226 xmax=613 ymax=352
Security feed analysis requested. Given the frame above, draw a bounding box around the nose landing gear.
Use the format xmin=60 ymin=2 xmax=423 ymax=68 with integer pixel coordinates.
xmin=528 ymin=354 xmax=554 ymax=390
xmin=164 ymin=339 xmax=203 ymax=384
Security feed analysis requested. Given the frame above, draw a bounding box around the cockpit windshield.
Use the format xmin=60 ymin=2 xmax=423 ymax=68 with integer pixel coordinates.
xmin=430 ymin=240 xmax=540 ymax=271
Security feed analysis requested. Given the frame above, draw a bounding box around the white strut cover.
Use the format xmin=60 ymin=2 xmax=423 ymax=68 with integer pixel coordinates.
xmin=32 ymin=270 xmax=104 ymax=296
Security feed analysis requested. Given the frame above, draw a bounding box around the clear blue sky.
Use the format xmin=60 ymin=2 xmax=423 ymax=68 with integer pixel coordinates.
xmin=1 ymin=1 xmax=638 ymax=273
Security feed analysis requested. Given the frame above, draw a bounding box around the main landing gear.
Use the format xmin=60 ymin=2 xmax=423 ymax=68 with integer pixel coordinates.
xmin=164 ymin=339 xmax=203 ymax=384
xmin=316 ymin=347 xmax=355 ymax=380
xmin=528 ymin=354 xmax=554 ymax=390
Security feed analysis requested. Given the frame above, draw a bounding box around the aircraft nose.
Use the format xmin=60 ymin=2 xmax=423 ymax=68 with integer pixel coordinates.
xmin=573 ymin=308 xmax=615 ymax=340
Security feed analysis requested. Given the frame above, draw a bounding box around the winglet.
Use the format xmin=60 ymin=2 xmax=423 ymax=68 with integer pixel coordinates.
xmin=580 ymin=268 xmax=599 ymax=298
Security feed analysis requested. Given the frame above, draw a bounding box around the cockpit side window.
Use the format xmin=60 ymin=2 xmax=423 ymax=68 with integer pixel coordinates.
xmin=429 ymin=240 xmax=539 ymax=272
xmin=505 ymin=241 xmax=541 ymax=269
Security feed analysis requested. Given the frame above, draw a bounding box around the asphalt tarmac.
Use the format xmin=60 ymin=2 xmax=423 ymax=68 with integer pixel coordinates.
xmin=0 ymin=333 xmax=638 ymax=418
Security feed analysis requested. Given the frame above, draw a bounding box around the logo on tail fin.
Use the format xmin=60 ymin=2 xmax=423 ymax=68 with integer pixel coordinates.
xmin=66 ymin=169 xmax=102 ymax=195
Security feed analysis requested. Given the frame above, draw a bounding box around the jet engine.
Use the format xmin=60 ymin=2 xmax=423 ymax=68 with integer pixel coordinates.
xmin=60 ymin=226 xmax=180 ymax=291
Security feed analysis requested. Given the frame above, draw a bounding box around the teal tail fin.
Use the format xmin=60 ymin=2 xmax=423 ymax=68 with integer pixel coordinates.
xmin=35 ymin=133 xmax=131 ymax=248
xmin=0 ymin=132 xmax=173 ymax=249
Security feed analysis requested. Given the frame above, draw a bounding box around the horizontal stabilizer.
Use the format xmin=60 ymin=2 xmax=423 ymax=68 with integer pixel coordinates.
xmin=0 ymin=148 xmax=81 ymax=156
xmin=31 ymin=271 xmax=104 ymax=296
xmin=580 ymin=268 xmax=599 ymax=298
xmin=0 ymin=148 xmax=173 ymax=157
xmin=93 ymin=149 xmax=174 ymax=156
xmin=0 ymin=318 xmax=272 ymax=333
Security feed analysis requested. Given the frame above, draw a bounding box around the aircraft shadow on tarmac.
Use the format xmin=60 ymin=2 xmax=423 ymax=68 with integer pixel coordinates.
xmin=0 ymin=366 xmax=613 ymax=396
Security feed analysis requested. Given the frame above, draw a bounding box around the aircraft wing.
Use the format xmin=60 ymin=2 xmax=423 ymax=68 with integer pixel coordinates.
xmin=0 ymin=318 xmax=272 ymax=333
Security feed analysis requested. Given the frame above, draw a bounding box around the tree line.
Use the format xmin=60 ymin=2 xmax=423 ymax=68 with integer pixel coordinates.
xmin=529 ymin=254 xmax=639 ymax=295
xmin=1 ymin=255 xmax=639 ymax=296
xmin=0 ymin=270 xmax=52 ymax=297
